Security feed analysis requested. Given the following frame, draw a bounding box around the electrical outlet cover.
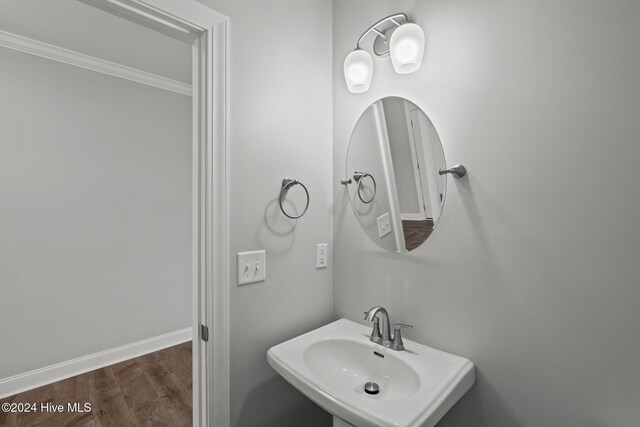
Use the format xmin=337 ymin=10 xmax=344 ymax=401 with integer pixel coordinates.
xmin=316 ymin=243 xmax=328 ymax=269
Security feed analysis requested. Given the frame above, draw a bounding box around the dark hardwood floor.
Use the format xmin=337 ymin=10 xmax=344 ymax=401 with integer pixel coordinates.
xmin=402 ymin=219 xmax=434 ymax=251
xmin=0 ymin=342 xmax=192 ymax=427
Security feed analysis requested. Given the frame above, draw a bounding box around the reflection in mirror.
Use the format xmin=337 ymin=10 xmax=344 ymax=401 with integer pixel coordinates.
xmin=346 ymin=97 xmax=446 ymax=253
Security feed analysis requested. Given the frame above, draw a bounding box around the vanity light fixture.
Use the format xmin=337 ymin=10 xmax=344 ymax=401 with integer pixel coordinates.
xmin=343 ymin=13 xmax=425 ymax=93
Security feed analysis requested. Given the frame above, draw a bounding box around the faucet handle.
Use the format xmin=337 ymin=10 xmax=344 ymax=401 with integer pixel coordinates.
xmin=395 ymin=323 xmax=413 ymax=330
xmin=391 ymin=323 xmax=413 ymax=351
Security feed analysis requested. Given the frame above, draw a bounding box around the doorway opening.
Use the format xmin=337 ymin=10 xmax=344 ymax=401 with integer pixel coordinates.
xmin=0 ymin=1 xmax=228 ymax=425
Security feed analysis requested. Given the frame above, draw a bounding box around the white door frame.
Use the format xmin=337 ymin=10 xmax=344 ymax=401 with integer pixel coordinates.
xmin=372 ymin=101 xmax=407 ymax=253
xmin=79 ymin=1 xmax=230 ymax=425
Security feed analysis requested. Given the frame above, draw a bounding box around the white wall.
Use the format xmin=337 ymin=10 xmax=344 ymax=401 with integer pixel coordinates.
xmin=197 ymin=1 xmax=334 ymax=426
xmin=333 ymin=1 xmax=640 ymax=426
xmin=0 ymin=48 xmax=191 ymax=378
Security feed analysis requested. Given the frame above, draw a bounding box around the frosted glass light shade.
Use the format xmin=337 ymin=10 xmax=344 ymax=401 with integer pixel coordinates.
xmin=389 ymin=23 xmax=425 ymax=74
xmin=343 ymin=49 xmax=373 ymax=93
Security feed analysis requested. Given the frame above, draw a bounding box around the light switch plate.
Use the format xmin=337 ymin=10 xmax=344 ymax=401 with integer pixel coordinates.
xmin=377 ymin=212 xmax=392 ymax=238
xmin=237 ymin=250 xmax=266 ymax=285
xmin=316 ymin=243 xmax=328 ymax=269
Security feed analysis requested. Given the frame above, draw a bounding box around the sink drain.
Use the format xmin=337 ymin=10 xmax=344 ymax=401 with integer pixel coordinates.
xmin=364 ymin=382 xmax=380 ymax=395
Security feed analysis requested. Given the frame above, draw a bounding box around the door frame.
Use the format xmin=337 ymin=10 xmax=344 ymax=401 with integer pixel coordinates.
xmin=79 ymin=1 xmax=230 ymax=425
xmin=372 ymin=100 xmax=407 ymax=253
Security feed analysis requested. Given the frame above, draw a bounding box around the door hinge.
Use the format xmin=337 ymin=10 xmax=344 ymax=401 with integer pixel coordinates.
xmin=200 ymin=324 xmax=209 ymax=342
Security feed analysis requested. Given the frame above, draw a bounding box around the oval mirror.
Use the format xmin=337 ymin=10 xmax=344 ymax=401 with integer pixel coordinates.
xmin=345 ymin=97 xmax=446 ymax=253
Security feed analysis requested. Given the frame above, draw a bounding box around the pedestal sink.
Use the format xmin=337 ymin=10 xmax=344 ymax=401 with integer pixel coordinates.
xmin=267 ymin=318 xmax=475 ymax=427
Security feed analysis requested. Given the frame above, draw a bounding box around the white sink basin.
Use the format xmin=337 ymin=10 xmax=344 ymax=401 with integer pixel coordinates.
xmin=267 ymin=318 xmax=475 ymax=427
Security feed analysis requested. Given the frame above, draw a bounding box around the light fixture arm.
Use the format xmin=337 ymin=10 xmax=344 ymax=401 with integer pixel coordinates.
xmin=355 ymin=13 xmax=407 ymax=50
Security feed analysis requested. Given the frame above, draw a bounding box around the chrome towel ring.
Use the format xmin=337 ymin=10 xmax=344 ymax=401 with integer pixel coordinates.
xmin=279 ymin=178 xmax=310 ymax=219
xmin=353 ymin=171 xmax=376 ymax=204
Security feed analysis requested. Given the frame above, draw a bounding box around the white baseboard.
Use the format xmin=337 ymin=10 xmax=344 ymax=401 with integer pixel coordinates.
xmin=0 ymin=327 xmax=192 ymax=399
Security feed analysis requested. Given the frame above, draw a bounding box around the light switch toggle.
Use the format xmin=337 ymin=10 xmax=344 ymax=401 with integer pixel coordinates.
xmin=377 ymin=213 xmax=392 ymax=238
xmin=237 ymin=250 xmax=266 ymax=285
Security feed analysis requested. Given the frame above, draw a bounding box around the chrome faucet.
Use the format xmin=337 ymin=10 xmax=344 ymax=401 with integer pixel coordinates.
xmin=364 ymin=306 xmax=413 ymax=351
xmin=364 ymin=306 xmax=392 ymax=345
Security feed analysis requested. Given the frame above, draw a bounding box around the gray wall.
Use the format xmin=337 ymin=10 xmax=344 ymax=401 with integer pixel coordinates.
xmin=0 ymin=48 xmax=191 ymax=378
xmin=333 ymin=1 xmax=640 ymax=426
xmin=197 ymin=1 xmax=334 ymax=426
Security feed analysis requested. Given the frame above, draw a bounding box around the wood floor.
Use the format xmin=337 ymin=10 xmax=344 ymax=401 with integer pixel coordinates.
xmin=402 ymin=219 xmax=434 ymax=251
xmin=0 ymin=342 xmax=192 ymax=427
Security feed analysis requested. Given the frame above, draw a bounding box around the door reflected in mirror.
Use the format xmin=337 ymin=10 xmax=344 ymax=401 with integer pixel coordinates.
xmin=345 ymin=97 xmax=446 ymax=253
